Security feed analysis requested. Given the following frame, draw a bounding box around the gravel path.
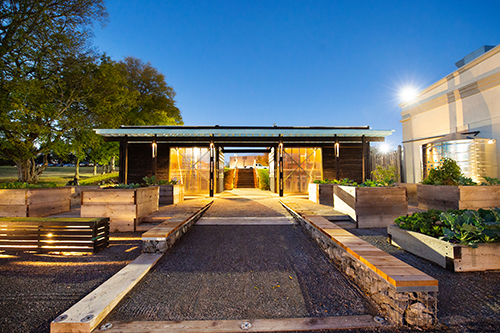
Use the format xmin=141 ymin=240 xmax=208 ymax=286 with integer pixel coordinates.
xmin=0 ymin=232 xmax=143 ymax=333
xmin=103 ymin=190 xmax=376 ymax=323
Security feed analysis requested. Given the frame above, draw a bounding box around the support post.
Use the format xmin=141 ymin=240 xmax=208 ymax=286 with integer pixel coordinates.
xmin=122 ymin=137 xmax=129 ymax=184
xmin=209 ymin=141 xmax=215 ymax=197
xmin=335 ymin=135 xmax=340 ymax=180
xmin=362 ymin=135 xmax=366 ymax=182
xmin=279 ymin=140 xmax=284 ymax=197
xmin=397 ymin=144 xmax=403 ymax=183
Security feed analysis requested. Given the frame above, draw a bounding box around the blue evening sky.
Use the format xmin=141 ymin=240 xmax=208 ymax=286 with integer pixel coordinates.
xmin=93 ymin=0 xmax=500 ymax=150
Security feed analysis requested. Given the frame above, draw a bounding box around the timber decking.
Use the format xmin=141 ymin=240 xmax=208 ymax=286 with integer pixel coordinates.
xmin=0 ymin=217 xmax=109 ymax=253
xmin=281 ymin=199 xmax=438 ymax=291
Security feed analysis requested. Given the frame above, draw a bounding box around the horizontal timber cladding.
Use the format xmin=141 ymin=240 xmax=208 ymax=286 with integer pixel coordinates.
xmin=155 ymin=143 xmax=170 ymax=181
xmin=127 ymin=143 xmax=153 ymax=183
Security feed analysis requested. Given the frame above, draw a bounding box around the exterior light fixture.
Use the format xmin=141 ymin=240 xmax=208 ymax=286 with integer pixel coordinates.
xmin=400 ymin=86 xmax=419 ymax=104
xmin=335 ymin=142 xmax=340 ymax=158
xmin=152 ymin=142 xmax=157 ymax=158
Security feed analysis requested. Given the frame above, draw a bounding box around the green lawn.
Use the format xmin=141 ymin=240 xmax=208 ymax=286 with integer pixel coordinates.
xmin=0 ymin=166 xmax=119 ymax=186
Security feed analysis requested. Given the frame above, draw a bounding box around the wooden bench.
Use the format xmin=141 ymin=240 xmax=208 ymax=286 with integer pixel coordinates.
xmin=142 ymin=200 xmax=213 ymax=253
xmin=303 ymin=215 xmax=437 ymax=290
xmin=0 ymin=217 xmax=109 ymax=253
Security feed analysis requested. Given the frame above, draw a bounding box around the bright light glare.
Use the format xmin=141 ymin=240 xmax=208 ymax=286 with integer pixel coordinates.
xmin=378 ymin=143 xmax=390 ymax=154
xmin=400 ymin=87 xmax=419 ymax=103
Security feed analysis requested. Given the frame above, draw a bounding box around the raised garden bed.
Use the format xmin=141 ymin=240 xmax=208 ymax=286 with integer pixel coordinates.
xmin=0 ymin=187 xmax=71 ymax=217
xmin=80 ymin=186 xmax=159 ymax=232
xmin=388 ymin=225 xmax=500 ymax=272
xmin=0 ymin=217 xmax=109 ymax=253
xmin=398 ymin=183 xmax=417 ymax=205
xmin=69 ymin=185 xmax=101 ymax=207
xmin=159 ymin=184 xmax=184 ymax=205
xmin=308 ymin=183 xmax=335 ymax=206
xmin=417 ymin=184 xmax=500 ymax=210
xmin=334 ymin=185 xmax=408 ymax=228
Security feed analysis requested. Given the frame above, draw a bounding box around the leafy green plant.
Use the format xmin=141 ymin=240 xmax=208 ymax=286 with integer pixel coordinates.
xmin=110 ymin=183 xmax=141 ymax=189
xmin=370 ymin=165 xmax=397 ymax=186
xmin=142 ymin=175 xmax=177 ymax=185
xmin=395 ymin=208 xmax=500 ymax=247
xmin=313 ymin=178 xmax=357 ymax=186
xmin=439 ymin=210 xmax=500 ymax=247
xmin=395 ymin=209 xmax=444 ymax=238
xmin=421 ymin=157 xmax=476 ymax=186
xmin=482 ymin=176 xmax=500 ymax=185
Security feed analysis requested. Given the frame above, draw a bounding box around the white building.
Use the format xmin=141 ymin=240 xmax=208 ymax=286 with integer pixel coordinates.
xmin=401 ymin=45 xmax=500 ymax=183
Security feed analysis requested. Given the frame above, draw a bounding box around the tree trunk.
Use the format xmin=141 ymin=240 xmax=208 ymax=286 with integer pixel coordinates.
xmin=16 ymin=156 xmax=48 ymax=183
xmin=93 ymin=162 xmax=97 ymax=176
xmin=74 ymin=157 xmax=80 ymax=180
xmin=110 ymin=156 xmax=116 ymax=172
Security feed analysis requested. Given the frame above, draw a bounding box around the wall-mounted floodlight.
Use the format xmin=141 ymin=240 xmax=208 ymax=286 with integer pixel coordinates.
xmin=400 ymin=86 xmax=419 ymax=104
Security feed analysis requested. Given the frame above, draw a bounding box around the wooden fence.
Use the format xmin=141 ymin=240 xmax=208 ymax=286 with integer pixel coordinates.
xmin=370 ymin=145 xmax=404 ymax=182
xmin=0 ymin=217 xmax=109 ymax=253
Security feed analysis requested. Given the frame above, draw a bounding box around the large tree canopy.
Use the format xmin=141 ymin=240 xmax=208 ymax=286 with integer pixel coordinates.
xmin=0 ymin=0 xmax=107 ymax=182
xmin=119 ymin=57 xmax=182 ymax=126
xmin=0 ymin=1 xmax=183 ymax=183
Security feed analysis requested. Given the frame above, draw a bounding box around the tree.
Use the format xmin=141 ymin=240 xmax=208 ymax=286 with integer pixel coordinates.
xmin=119 ymin=57 xmax=182 ymax=126
xmin=0 ymin=0 xmax=107 ymax=183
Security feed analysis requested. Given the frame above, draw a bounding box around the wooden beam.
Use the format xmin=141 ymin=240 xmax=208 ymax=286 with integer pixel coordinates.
xmin=50 ymin=253 xmax=163 ymax=333
xmin=93 ymin=315 xmax=380 ymax=333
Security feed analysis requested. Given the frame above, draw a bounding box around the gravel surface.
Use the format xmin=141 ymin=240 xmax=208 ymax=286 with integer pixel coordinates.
xmin=104 ymin=225 xmax=375 ymax=322
xmin=349 ymin=228 xmax=500 ymax=333
xmin=0 ymin=232 xmax=143 ymax=333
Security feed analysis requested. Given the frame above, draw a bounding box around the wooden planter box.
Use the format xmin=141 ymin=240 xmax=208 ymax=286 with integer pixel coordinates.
xmin=81 ymin=186 xmax=159 ymax=232
xmin=417 ymin=184 xmax=500 ymax=210
xmin=397 ymin=183 xmax=418 ymax=205
xmin=0 ymin=187 xmax=71 ymax=217
xmin=159 ymin=185 xmax=184 ymax=205
xmin=388 ymin=225 xmax=500 ymax=272
xmin=334 ymin=186 xmax=408 ymax=228
xmin=69 ymin=186 xmax=101 ymax=207
xmin=308 ymin=183 xmax=334 ymax=206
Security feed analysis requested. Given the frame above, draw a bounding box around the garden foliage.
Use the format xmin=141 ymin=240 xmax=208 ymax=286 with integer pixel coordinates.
xmin=395 ymin=208 xmax=500 ymax=247
xmin=421 ymin=157 xmax=476 ymax=186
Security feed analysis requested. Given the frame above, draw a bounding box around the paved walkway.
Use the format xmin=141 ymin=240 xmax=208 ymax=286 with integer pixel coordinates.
xmin=103 ymin=189 xmax=375 ymax=322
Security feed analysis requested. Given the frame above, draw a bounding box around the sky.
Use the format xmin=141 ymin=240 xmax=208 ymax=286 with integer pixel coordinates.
xmin=92 ymin=0 xmax=500 ymax=150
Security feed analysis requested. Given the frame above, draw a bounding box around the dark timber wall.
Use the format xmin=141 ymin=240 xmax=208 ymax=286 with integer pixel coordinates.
xmin=127 ymin=143 xmax=153 ymax=183
xmin=322 ymin=144 xmax=369 ymax=183
xmin=156 ymin=144 xmax=170 ymax=181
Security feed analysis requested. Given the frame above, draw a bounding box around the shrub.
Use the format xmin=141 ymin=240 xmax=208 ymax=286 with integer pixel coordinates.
xmin=224 ymin=169 xmax=235 ymax=190
xmin=370 ymin=165 xmax=397 ymax=186
xmin=421 ymin=157 xmax=476 ymax=186
xmin=257 ymin=169 xmax=270 ymax=190
xmin=142 ymin=175 xmax=177 ymax=185
xmin=0 ymin=181 xmax=57 ymax=189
